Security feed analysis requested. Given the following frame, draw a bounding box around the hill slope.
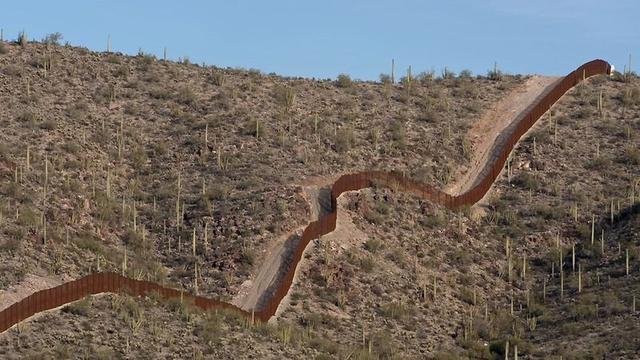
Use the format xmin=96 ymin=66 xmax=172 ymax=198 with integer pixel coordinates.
xmin=1 ymin=39 xmax=639 ymax=358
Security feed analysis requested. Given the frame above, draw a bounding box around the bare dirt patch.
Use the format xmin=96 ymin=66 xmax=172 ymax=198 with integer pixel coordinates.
xmin=0 ymin=274 xmax=63 ymax=312
xmin=445 ymin=75 xmax=560 ymax=196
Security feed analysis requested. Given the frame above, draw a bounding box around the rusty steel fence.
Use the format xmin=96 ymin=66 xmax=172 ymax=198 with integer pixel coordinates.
xmin=0 ymin=59 xmax=612 ymax=332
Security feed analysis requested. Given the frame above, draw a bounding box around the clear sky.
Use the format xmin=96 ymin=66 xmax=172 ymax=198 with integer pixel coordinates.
xmin=1 ymin=0 xmax=638 ymax=80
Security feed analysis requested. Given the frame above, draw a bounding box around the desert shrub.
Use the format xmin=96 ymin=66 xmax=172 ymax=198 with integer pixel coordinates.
xmin=532 ymin=204 xmax=560 ymax=220
xmin=17 ymin=31 xmax=27 ymax=47
xmin=420 ymin=210 xmax=447 ymax=228
xmin=416 ymin=70 xmax=435 ymax=84
xmin=210 ymin=72 xmax=225 ymax=86
xmin=40 ymin=118 xmax=57 ymax=130
xmin=75 ymin=233 xmax=105 ymax=255
xmin=0 ymin=143 xmax=8 ymax=159
xmin=570 ymin=304 xmax=597 ymax=320
xmin=117 ymin=295 xmax=144 ymax=326
xmin=62 ymin=296 xmax=91 ymax=316
xmin=131 ymin=144 xmax=148 ymax=168
xmin=309 ymin=337 xmax=341 ymax=356
xmin=463 ymin=101 xmax=481 ymax=114
xmin=123 ymin=229 xmax=143 ymax=252
xmin=0 ymin=42 xmax=7 ymax=54
xmin=379 ymin=301 xmax=409 ymax=320
xmin=461 ymin=138 xmax=472 ymax=160
xmin=137 ymin=52 xmax=156 ymax=69
xmin=573 ymin=106 xmax=592 ymax=119
xmin=195 ymin=312 xmax=224 ymax=346
xmin=379 ymin=73 xmax=392 ymax=84
xmin=453 ymin=81 xmax=478 ymax=98
xmin=618 ymin=145 xmax=640 ymax=165
xmin=272 ymin=84 xmax=296 ymax=110
xmin=206 ymin=183 xmax=231 ymax=201
xmin=513 ymin=172 xmax=539 ymax=191
xmin=620 ymin=86 xmax=640 ymax=106
xmin=17 ymin=206 xmax=39 ymax=228
xmin=359 ymin=256 xmax=375 ymax=272
xmin=42 ymin=32 xmax=63 ymax=45
xmin=93 ymin=84 xmax=115 ymax=104
xmin=176 ymin=85 xmax=196 ymax=105
xmin=451 ymin=249 xmax=472 ymax=267
xmin=335 ymin=126 xmax=355 ymax=153
xmin=364 ymin=238 xmax=383 ymax=253
xmin=458 ymin=69 xmax=473 ymax=79
xmin=335 ymin=74 xmax=353 ymax=88
xmin=16 ymin=110 xmax=38 ymax=126
xmin=585 ymin=156 xmax=611 ymax=170
xmin=390 ymin=121 xmax=406 ymax=148
xmin=442 ymin=68 xmax=456 ymax=79
xmin=364 ymin=210 xmax=384 ymax=225
xmin=370 ymin=331 xmax=397 ymax=358
xmin=0 ymin=237 xmax=22 ymax=252
xmin=242 ymin=117 xmax=266 ymax=137
xmin=105 ymin=54 xmax=121 ymax=63
xmin=433 ymin=351 xmax=461 ymax=360
xmin=61 ymin=140 xmax=81 ymax=154
xmin=487 ymin=66 xmax=503 ymax=81
xmin=240 ymin=248 xmax=255 ymax=267
xmin=458 ymin=287 xmax=476 ymax=305
xmin=419 ymin=108 xmax=443 ymax=123
xmin=149 ymin=86 xmax=172 ymax=100
xmin=114 ymin=64 xmax=129 ymax=78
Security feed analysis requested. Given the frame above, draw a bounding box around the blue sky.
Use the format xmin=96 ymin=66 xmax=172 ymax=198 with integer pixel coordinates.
xmin=1 ymin=0 xmax=638 ymax=80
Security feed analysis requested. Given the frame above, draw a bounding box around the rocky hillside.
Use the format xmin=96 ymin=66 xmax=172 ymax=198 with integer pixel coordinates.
xmin=1 ymin=37 xmax=639 ymax=359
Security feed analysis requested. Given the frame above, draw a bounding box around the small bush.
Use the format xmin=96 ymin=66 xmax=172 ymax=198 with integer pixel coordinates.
xmin=514 ymin=172 xmax=539 ymax=191
xmin=359 ymin=256 xmax=375 ymax=272
xmin=0 ymin=42 xmax=8 ymax=55
xmin=458 ymin=69 xmax=473 ymax=79
xmin=272 ymin=84 xmax=296 ymax=110
xmin=62 ymin=296 xmax=91 ymax=316
xmin=416 ymin=71 xmax=435 ymax=84
xmin=487 ymin=65 xmax=503 ymax=81
xmin=335 ymin=126 xmax=355 ymax=153
xmin=42 ymin=32 xmax=63 ymax=46
xmin=532 ymin=204 xmax=560 ymax=220
xmin=620 ymin=87 xmax=640 ymax=106
xmin=618 ymin=146 xmax=640 ymax=165
xmin=364 ymin=238 xmax=383 ymax=253
xmin=442 ymin=68 xmax=456 ymax=79
xmin=40 ymin=118 xmax=57 ymax=130
xmin=16 ymin=110 xmax=38 ymax=126
xmin=335 ymin=74 xmax=353 ymax=88
xmin=176 ymin=86 xmax=197 ymax=105
xmin=17 ymin=32 xmax=27 ymax=47
xmin=210 ymin=72 xmax=225 ymax=86
xmin=242 ymin=117 xmax=266 ymax=138
xmin=390 ymin=121 xmax=406 ymax=148
xmin=420 ymin=210 xmax=446 ymax=228
xmin=105 ymin=54 xmax=121 ymax=64
xmin=379 ymin=301 xmax=410 ymax=320
xmin=149 ymin=86 xmax=172 ymax=100
xmin=419 ymin=108 xmax=443 ymax=123
xmin=585 ymin=156 xmax=611 ymax=170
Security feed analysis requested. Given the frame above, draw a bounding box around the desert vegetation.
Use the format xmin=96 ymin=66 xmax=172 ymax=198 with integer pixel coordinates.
xmin=0 ymin=34 xmax=639 ymax=359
